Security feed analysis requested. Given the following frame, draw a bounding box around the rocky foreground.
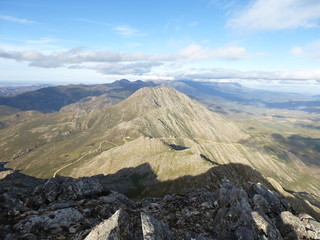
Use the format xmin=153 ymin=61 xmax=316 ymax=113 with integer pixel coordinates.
xmin=1 ymin=172 xmax=320 ymax=240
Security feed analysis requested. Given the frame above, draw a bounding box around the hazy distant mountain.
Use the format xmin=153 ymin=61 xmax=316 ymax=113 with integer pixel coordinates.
xmin=165 ymin=80 xmax=320 ymax=113
xmin=0 ymin=84 xmax=51 ymax=96
xmin=2 ymin=87 xmax=319 ymax=212
xmin=0 ymin=79 xmax=319 ymax=114
xmin=0 ymin=79 xmax=155 ymax=113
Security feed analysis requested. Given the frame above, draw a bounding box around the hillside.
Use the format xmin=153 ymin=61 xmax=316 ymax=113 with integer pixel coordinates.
xmin=1 ymin=86 xmax=319 ymax=214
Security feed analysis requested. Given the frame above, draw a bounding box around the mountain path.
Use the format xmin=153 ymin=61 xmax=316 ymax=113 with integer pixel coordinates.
xmin=52 ymin=140 xmax=117 ymax=177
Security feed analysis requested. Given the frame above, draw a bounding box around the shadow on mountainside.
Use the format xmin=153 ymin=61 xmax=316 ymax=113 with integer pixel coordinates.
xmin=1 ymin=161 xmax=319 ymax=222
xmin=1 ymin=162 xmax=320 ymax=239
xmin=85 ymin=162 xmax=320 ymax=224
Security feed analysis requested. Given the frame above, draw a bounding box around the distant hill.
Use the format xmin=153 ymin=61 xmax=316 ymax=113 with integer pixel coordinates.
xmin=165 ymin=80 xmax=320 ymax=113
xmin=0 ymin=84 xmax=51 ymax=96
xmin=1 ymin=79 xmax=319 ymax=114
xmin=0 ymin=79 xmax=155 ymax=113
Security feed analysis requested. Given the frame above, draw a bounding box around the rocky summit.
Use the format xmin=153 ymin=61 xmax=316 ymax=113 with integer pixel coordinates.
xmin=1 ymin=171 xmax=320 ymax=240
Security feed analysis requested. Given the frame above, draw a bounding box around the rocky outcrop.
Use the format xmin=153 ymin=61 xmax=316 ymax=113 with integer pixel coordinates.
xmin=141 ymin=212 xmax=173 ymax=240
xmin=0 ymin=172 xmax=319 ymax=240
xmin=85 ymin=208 xmax=142 ymax=240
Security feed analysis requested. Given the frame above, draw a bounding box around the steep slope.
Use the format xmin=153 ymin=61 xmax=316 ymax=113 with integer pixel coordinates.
xmin=1 ymin=87 xmax=320 ymax=210
xmin=60 ymin=92 xmax=123 ymax=112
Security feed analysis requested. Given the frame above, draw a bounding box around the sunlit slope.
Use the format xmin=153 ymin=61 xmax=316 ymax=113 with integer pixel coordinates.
xmin=1 ymin=87 xmax=319 ymax=204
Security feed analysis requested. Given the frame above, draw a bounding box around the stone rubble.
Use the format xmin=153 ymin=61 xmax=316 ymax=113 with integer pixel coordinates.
xmin=0 ymin=173 xmax=319 ymax=240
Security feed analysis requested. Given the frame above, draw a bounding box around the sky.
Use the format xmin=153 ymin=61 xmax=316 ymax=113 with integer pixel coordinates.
xmin=1 ymin=0 xmax=320 ymax=93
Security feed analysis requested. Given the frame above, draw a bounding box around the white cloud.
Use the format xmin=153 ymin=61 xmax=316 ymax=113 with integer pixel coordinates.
xmin=290 ymin=39 xmax=320 ymax=58
xmin=91 ymin=62 xmax=163 ymax=75
xmin=0 ymin=43 xmax=248 ymax=68
xmin=0 ymin=15 xmax=35 ymax=24
xmin=0 ymin=48 xmax=151 ymax=67
xmin=2 ymin=44 xmax=320 ymax=83
xmin=114 ymin=25 xmax=141 ymax=36
xmin=227 ymin=0 xmax=320 ymax=31
xmin=290 ymin=46 xmax=304 ymax=56
xmin=170 ymin=67 xmax=320 ymax=82
xmin=178 ymin=44 xmax=248 ymax=62
xmin=0 ymin=42 xmax=252 ymax=76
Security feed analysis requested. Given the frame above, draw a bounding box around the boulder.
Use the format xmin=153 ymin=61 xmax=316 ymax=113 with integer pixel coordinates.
xmin=277 ymin=211 xmax=309 ymax=239
xmin=15 ymin=207 xmax=83 ymax=234
xmin=141 ymin=212 xmax=173 ymax=240
xmin=85 ymin=208 xmax=142 ymax=240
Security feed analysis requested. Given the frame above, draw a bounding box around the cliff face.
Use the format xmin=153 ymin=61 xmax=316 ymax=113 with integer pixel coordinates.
xmin=1 ymin=171 xmax=320 ymax=240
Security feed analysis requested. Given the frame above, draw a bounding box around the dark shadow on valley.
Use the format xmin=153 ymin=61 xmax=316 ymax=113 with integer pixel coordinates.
xmin=239 ymin=132 xmax=320 ymax=168
xmin=271 ymin=133 xmax=320 ymax=167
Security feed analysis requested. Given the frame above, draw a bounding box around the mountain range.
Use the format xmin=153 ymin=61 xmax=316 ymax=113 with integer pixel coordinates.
xmin=1 ymin=79 xmax=319 ymax=115
xmin=0 ymin=79 xmax=155 ymax=113
xmin=1 ymin=83 xmax=319 ymax=220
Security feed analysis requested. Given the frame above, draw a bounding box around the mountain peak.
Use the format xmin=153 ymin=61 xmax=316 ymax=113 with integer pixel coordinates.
xmin=125 ymin=86 xmax=196 ymax=109
xmin=132 ymin=86 xmax=175 ymax=96
xmin=110 ymin=86 xmax=248 ymax=143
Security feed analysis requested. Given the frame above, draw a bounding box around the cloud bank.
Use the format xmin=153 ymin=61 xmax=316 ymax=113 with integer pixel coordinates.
xmin=170 ymin=68 xmax=320 ymax=82
xmin=227 ymin=0 xmax=320 ymax=30
xmin=1 ymin=44 xmax=320 ymax=82
xmin=0 ymin=44 xmax=248 ymax=72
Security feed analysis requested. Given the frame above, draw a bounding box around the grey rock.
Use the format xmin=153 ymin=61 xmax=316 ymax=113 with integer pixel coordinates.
xmin=2 ymin=173 xmax=320 ymax=240
xmin=42 ymin=207 xmax=83 ymax=230
xmin=307 ymin=219 xmax=320 ymax=239
xmin=252 ymin=183 xmax=284 ymax=214
xmin=14 ymin=215 xmax=44 ymax=233
xmin=43 ymin=179 xmax=62 ymax=202
xmin=99 ymin=192 xmax=135 ymax=208
xmin=251 ymin=211 xmax=282 ymax=240
xmin=69 ymin=226 xmax=77 ymax=234
xmin=235 ymin=226 xmax=255 ymax=240
xmin=141 ymin=212 xmax=173 ymax=240
xmin=253 ymin=194 xmax=271 ymax=213
xmin=15 ymin=207 xmax=83 ymax=234
xmin=184 ymin=232 xmax=213 ymax=240
xmin=28 ymin=177 xmax=104 ymax=206
xmin=85 ymin=208 xmax=142 ymax=240
xmin=277 ymin=211 xmax=309 ymax=239
xmin=99 ymin=204 xmax=119 ymax=219
xmin=20 ymin=233 xmax=37 ymax=240
xmin=59 ymin=178 xmax=104 ymax=200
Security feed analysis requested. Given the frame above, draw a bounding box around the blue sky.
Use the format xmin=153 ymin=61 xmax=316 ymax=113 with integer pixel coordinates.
xmin=1 ymin=0 xmax=320 ymax=92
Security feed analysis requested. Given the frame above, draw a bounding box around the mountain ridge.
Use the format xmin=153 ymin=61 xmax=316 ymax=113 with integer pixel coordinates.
xmin=2 ymin=86 xmax=319 ymax=214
